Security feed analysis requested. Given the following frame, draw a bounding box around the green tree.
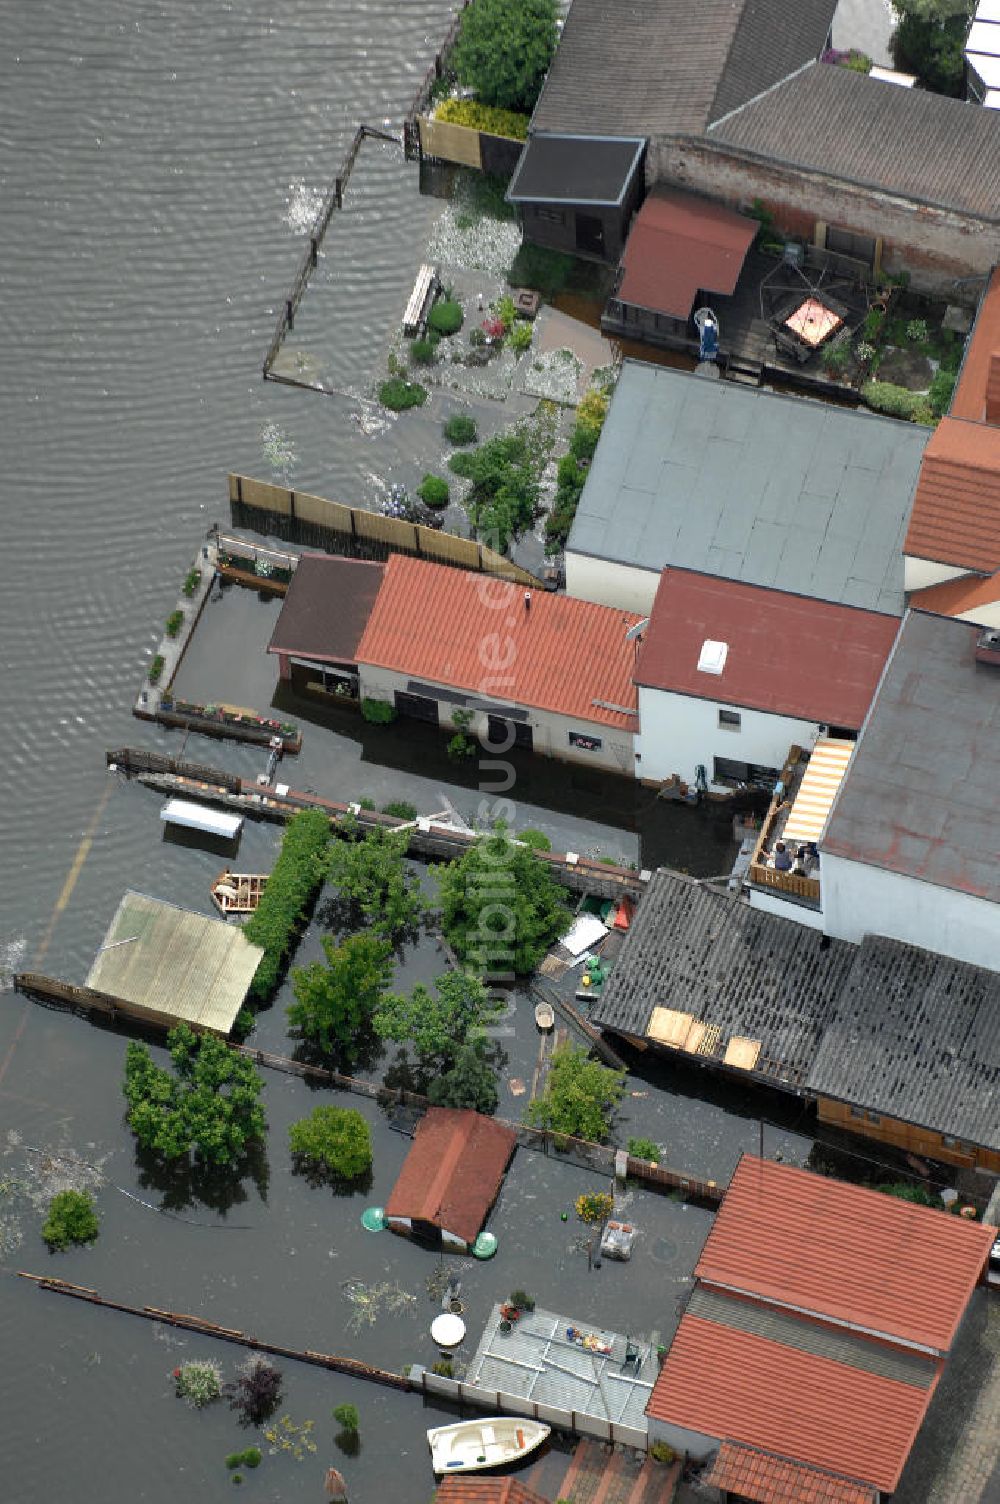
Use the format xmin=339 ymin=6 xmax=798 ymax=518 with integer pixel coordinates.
xmin=41 ymin=1189 xmax=100 ymax=1251
xmin=427 ymin=1042 xmax=499 ymax=1113
xmin=373 ymin=971 xmax=502 ymax=1068
xmin=892 ymin=0 xmax=973 ymax=94
xmin=243 ymin=808 xmax=332 ymax=1000
xmin=452 ymin=0 xmax=559 ymax=112
xmin=327 ymin=824 xmax=424 ymax=939
xmin=123 ymin=1025 xmax=266 ymax=1165
xmin=332 ymin=1403 xmax=359 ymax=1433
xmin=527 ymin=1044 xmax=625 ymax=1142
xmin=289 ymin=1106 xmax=372 ymax=1180
xmin=435 ymin=822 xmax=571 ymax=976
xmin=288 ymin=933 xmax=394 ymax=1059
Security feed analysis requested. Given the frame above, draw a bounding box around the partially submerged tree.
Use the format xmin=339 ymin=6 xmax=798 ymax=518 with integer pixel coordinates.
xmin=123 ymin=1025 xmax=265 ymax=1165
xmin=289 ymin=1105 xmax=372 ymax=1180
xmin=41 ymin=1189 xmax=100 ymax=1251
xmin=527 ymin=1044 xmax=625 ymax=1142
xmin=327 ymin=824 xmax=424 ymax=939
xmin=427 ymin=1041 xmax=499 ymax=1114
xmin=452 ymin=0 xmax=559 ymax=113
xmin=287 ymin=933 xmax=394 ymax=1061
xmin=228 ymin=1354 xmax=284 ymax=1426
xmin=373 ymin=970 xmax=501 ymax=1069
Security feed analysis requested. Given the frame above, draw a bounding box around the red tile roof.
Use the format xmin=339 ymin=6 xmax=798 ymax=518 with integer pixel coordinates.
xmin=356 ymin=555 xmax=641 ymax=730
xmin=951 ymin=265 xmax=1000 ymax=424
xmin=617 ymin=188 xmax=757 ymax=319
xmin=903 ymin=416 xmax=1000 ymax=571
xmin=647 ymin=1314 xmax=937 ymax=1493
xmin=703 ymin=1440 xmax=877 ymax=1504
xmin=909 ymin=569 xmax=1000 ymax=620
xmin=438 ymin=1481 xmax=547 ymax=1504
xmin=635 ymin=571 xmax=898 ymax=729
xmin=697 ymin=1156 xmax=993 ymax=1353
xmin=384 ymin=1108 xmax=516 ymax=1246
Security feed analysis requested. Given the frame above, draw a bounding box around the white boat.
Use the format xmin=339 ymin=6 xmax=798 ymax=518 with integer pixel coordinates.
xmin=160 ymin=798 xmax=243 ymax=840
xmin=427 ymin=1417 xmax=550 ymax=1474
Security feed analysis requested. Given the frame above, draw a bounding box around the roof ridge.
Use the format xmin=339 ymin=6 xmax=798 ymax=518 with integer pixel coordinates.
xmin=708 ymin=55 xmax=818 ymax=131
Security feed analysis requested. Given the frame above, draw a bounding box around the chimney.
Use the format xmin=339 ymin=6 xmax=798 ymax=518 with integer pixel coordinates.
xmin=986 ymin=353 xmax=1000 ymax=426
xmin=975 ymin=626 xmax=1000 ymax=666
xmin=524 ymin=591 xmax=531 ymax=611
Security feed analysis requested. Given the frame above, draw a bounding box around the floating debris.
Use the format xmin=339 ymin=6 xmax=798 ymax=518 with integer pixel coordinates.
xmin=264 ymin=1414 xmax=317 ymax=1461
xmin=284 ymin=179 xmax=324 ymax=234
xmin=341 ymin=1278 xmax=417 ymax=1333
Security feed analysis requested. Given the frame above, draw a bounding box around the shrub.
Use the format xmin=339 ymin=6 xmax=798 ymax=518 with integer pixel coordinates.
xmin=124 ymin=1024 xmax=266 ymax=1164
xmin=507 ymin=241 xmax=575 ymax=299
xmin=358 ymin=796 xmax=376 ymax=810
xmin=288 ymin=1106 xmax=373 ymax=1180
xmin=495 ymin=293 xmax=517 ymax=332
xmin=174 ymin=1360 xmax=223 ymax=1408
xmin=448 ymin=732 xmax=476 ymax=760
xmin=906 ymin=317 xmax=930 ymax=344
xmin=435 ymin=97 xmax=529 ymax=139
xmin=410 ymin=335 xmax=439 ymax=365
xmin=42 ymin=1189 xmax=99 ymax=1251
xmin=451 ymin=0 xmax=558 ymax=113
xmin=383 ymin=799 xmax=418 ymax=820
xmin=861 ymin=380 xmax=928 ymax=421
xmin=519 ymin=828 xmax=551 ymax=851
xmin=431 ymin=1359 xmax=454 ymax=1377
xmin=378 ymin=377 xmax=428 ymax=411
xmin=876 ymin=1181 xmax=937 ymax=1206
xmin=821 ymin=340 xmax=851 ymax=374
xmin=183 ymin=567 xmax=201 ymax=597
xmin=576 ymin=1190 xmax=614 ymax=1223
xmin=427 ymin=299 xmax=464 ymax=336
xmin=165 ymin=609 xmax=184 ymax=638
xmin=509 ymin=320 xmax=532 ymax=354
xmin=862 ymin=307 xmax=885 ymax=342
xmin=448 ymin=450 xmax=476 ymax=477
xmin=910 ymin=400 xmax=936 ymax=427
xmin=528 ymin=1044 xmax=625 ymax=1140
xmin=628 ymin=1136 xmax=660 ymax=1162
xmin=148 ymin=654 xmax=165 ymax=684
xmin=444 ymin=414 xmax=478 ymax=445
xmin=427 ymin=1041 xmax=499 ymax=1113
xmin=577 ymin=388 xmax=610 ymax=431
xmin=360 ymin=697 xmax=397 ymax=724
xmin=509 ymin=1289 xmax=535 ymax=1311
xmin=228 ymin=1355 xmax=283 ymax=1425
xmin=469 ymin=326 xmax=487 ymax=348
xmin=569 ymin=423 xmax=599 ymax=462
xmin=243 ymin=809 xmax=331 ymax=1000
xmin=418 ymin=473 xmax=450 ymax=508
xmin=242 ymin=1449 xmax=261 ymax=1469
xmin=929 ymin=367 xmax=957 ymax=417
xmin=650 ymin=1442 xmax=676 ymax=1464
xmin=333 ymin=1403 xmax=359 ymax=1432
xmin=226 ymin=1454 xmax=242 ymax=1470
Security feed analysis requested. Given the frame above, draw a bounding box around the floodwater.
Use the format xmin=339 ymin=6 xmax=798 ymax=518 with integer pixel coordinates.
xmin=0 ymin=5 xmax=751 ymax=1499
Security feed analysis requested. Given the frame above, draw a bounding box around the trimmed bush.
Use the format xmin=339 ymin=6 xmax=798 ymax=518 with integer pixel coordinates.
xmin=444 ymin=414 xmax=478 ymax=445
xmin=861 ymin=380 xmax=928 ymax=421
xmin=42 ymin=1189 xmax=99 ymax=1251
xmin=378 ymin=377 xmax=428 ymax=411
xmin=427 ymin=299 xmax=464 ymax=336
xmin=242 ymin=1449 xmax=262 ymax=1469
xmin=360 ymin=697 xmax=396 ymax=724
xmin=165 ymin=609 xmax=184 ymax=638
xmin=418 ymin=473 xmax=450 ymax=508
xmin=242 ymin=809 xmax=332 ymax=1000
xmin=148 ymin=654 xmax=165 ymax=684
xmin=435 ymin=97 xmax=530 ymax=139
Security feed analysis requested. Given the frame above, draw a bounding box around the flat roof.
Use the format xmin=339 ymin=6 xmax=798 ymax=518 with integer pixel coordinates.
xmin=822 ymin=611 xmax=1000 ymax=902
xmin=699 ymin=1156 xmax=993 ymax=1354
xmin=507 ymin=134 xmax=645 ymax=206
xmin=385 ymin=1108 xmax=516 ymax=1246
xmin=86 ymin=891 xmax=264 ymax=1034
xmin=807 ymin=935 xmax=1000 ymax=1154
xmin=617 ymin=189 xmax=757 ymax=319
xmin=636 ymin=570 xmax=898 ymax=729
xmin=267 ymin=555 xmax=385 ymax=665
xmin=567 ymin=363 xmax=925 ymax=615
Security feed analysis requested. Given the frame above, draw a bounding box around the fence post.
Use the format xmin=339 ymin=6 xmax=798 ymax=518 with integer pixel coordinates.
xmin=286 ymin=300 xmax=294 ymax=330
xmin=310 ymin=236 xmax=318 ymax=266
xmin=335 ymin=178 xmax=343 ymax=209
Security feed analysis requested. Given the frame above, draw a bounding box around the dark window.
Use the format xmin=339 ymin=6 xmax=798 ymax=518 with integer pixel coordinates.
xmin=393 ymin=690 xmax=439 ymax=724
xmin=713 ymin=756 xmax=779 ymax=790
xmin=569 ymin=731 xmax=603 ymax=752
xmin=850 ymin=1106 xmax=865 ymax=1120
xmin=487 ymin=714 xmax=533 ymax=751
xmin=575 ymin=213 xmax=606 ymax=257
xmin=865 ymin=1110 xmax=881 ymax=1125
xmin=825 ymin=225 xmax=877 ymax=267
xmin=536 ymin=207 xmax=565 ymax=225
xmin=718 ymin=709 xmax=741 ymax=731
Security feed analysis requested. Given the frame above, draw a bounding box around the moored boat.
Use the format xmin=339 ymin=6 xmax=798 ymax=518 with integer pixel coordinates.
xmin=427 ymin=1417 xmax=550 ymax=1474
xmin=534 ymin=1001 xmax=554 ymax=1031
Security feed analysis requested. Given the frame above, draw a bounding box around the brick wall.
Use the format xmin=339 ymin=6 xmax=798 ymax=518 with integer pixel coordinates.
xmin=648 ymin=135 xmax=999 ymax=301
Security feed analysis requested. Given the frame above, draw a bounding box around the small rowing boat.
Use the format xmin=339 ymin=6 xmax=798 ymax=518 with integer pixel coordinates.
xmin=534 ymin=1001 xmax=555 ymax=1031
xmin=428 ymin=1417 xmax=549 ymax=1474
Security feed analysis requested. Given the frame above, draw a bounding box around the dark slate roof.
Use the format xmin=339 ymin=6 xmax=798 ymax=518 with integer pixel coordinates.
xmin=807 ymin=936 xmax=1000 ymax=1153
xmin=822 ymin=612 xmax=1000 ymax=902
xmin=266 ymin=556 xmax=385 ymax=664
xmin=531 ymin=0 xmax=837 ymax=139
xmin=507 ymin=135 xmax=645 ymax=206
xmin=591 ymin=869 xmax=855 ymax=1081
xmin=709 ymin=63 xmax=1000 ymax=220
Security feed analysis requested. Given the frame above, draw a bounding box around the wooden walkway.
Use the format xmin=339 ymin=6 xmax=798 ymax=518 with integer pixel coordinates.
xmin=524 ymin=1438 xmax=681 ymax=1504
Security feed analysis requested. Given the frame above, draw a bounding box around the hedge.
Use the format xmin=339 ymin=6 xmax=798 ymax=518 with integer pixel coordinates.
xmin=243 ymin=809 xmax=332 ymax=1000
xmin=861 ymin=380 xmax=935 ymax=426
xmin=379 ymin=377 xmax=428 ymax=411
xmin=434 ymin=98 xmax=529 ymax=140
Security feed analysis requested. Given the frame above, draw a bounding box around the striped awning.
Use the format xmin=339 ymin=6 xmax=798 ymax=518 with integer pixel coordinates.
xmin=782 ymin=739 xmax=854 ymax=847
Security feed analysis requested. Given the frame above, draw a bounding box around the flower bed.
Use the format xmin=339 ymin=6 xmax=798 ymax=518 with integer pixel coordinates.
xmin=217 ymin=550 xmax=293 ymax=585
xmin=159 ymin=696 xmax=299 ymax=741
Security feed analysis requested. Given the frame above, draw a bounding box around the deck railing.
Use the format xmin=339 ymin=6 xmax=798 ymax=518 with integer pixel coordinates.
xmin=746 ymin=746 xmax=821 ymax=905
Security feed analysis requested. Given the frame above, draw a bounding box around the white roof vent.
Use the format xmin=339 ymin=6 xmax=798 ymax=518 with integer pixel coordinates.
xmin=697 ymin=639 xmax=728 ymax=676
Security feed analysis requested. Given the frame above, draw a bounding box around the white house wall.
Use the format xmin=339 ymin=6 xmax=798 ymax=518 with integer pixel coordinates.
xmin=646 ymin=1415 xmax=719 ymax=1461
xmin=903 ymin=556 xmax=968 ymax=592
xmin=635 ymin=685 xmax=822 ymax=787
xmin=565 ymin=552 xmax=660 ymax=613
xmin=822 ymin=852 xmax=1000 ymax=972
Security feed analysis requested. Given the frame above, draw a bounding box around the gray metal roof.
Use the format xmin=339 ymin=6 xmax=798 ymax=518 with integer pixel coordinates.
xmin=507 ymin=135 xmax=645 ymax=206
xmin=567 ymin=363 xmax=926 ymax=615
xmin=807 ymin=935 xmax=1000 ymax=1153
xmin=709 ymin=64 xmax=1000 ymax=221
xmin=591 ymin=869 xmax=855 ymax=1081
xmin=822 ymin=612 xmax=1000 ymax=900
xmin=532 ymin=0 xmax=837 ymax=139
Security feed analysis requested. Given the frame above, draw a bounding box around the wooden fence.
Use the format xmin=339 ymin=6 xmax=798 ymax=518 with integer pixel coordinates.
xmin=415 ymin=116 xmax=524 ymax=176
xmin=403 ymin=2 xmax=470 ymax=160
xmin=414 ymin=1365 xmax=649 ymax=1449
xmin=227 ymin=472 xmax=544 ymax=587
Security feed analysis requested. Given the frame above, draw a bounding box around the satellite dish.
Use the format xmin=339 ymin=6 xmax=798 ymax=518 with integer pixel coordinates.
xmin=625 ymin=617 xmax=650 ymax=642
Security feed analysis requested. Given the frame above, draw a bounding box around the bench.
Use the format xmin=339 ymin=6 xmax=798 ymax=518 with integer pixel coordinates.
xmin=402 ymin=262 xmax=440 ymax=337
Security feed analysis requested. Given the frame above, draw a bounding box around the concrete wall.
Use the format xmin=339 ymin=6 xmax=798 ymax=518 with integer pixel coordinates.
xmin=565 ymin=551 xmax=660 ymax=613
xmin=635 ymin=685 xmax=821 ymax=787
xmin=646 ymin=1414 xmax=719 ymax=1461
xmin=748 ymin=885 xmax=827 ymax=929
xmin=648 ymin=135 xmax=997 ymax=297
xmin=821 ymin=852 xmax=1000 ymax=972
xmin=904 ymin=556 xmax=968 ymax=592
xmin=359 ymin=662 xmax=636 ymax=775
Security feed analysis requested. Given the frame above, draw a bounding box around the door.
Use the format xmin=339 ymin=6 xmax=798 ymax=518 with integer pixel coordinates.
xmin=393 ymin=690 xmax=439 ymax=724
xmin=487 ymin=714 xmax=533 ymax=751
xmin=575 ymin=213 xmax=606 ymax=258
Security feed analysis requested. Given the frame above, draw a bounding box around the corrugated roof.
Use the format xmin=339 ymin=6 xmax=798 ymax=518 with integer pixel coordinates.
xmin=647 ymin=1314 xmax=937 ymax=1493
xmin=909 ymin=569 xmax=1000 ymax=621
xmin=356 ymin=555 xmax=641 ymax=730
xmin=635 ymin=571 xmax=897 ymax=728
xmin=267 ymin=556 xmax=385 ymax=664
xmin=703 ymin=1441 xmax=877 ymax=1504
xmin=531 ymin=0 xmax=837 ymax=138
xmin=385 ymin=1109 xmax=516 ymax=1246
xmin=697 ymin=1156 xmax=994 ymax=1353
xmin=617 ymin=190 xmax=757 ymax=318
xmin=807 ymin=935 xmax=1000 ymax=1154
xmin=709 ymin=64 xmax=1000 ymax=219
xmin=903 ymin=418 xmax=1000 ymax=572
xmin=438 ymin=1481 xmax=547 ymax=1504
xmin=821 ymin=611 xmax=1000 ymax=902
xmin=567 ymin=363 xmax=924 ymax=616
xmin=951 ymin=266 xmax=1000 ymax=423
xmin=86 ymin=891 xmax=263 ymax=1034
xmin=782 ymin=739 xmax=854 ymax=847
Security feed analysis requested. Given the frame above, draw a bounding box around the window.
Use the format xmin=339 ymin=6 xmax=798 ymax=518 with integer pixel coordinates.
xmin=865 ymin=1110 xmax=881 ymax=1125
xmin=535 ymin=207 xmax=565 ymax=226
xmin=713 ymin=756 xmax=779 ymax=790
xmin=849 ymin=1106 xmax=865 ymax=1120
xmin=718 ymin=709 xmax=741 ymax=731
xmin=569 ymin=731 xmax=603 ymax=752
xmin=825 ymin=225 xmax=877 ymax=268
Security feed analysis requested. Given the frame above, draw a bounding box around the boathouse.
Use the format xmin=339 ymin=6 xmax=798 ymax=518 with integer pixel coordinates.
xmin=266 ymin=554 xmax=385 ymax=699
xmin=648 ymin=1156 xmax=993 ymax=1497
xmin=385 ymin=1108 xmax=516 ymax=1253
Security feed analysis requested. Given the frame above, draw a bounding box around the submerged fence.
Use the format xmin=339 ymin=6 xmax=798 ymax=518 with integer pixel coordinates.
xmin=414 ymin=1365 xmax=649 ymax=1450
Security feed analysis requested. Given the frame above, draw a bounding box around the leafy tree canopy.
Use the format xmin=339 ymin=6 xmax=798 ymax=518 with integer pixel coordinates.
xmin=526 ymin=1044 xmax=624 ymax=1142
xmin=123 ymin=1024 xmax=266 ymax=1165
xmin=243 ymin=808 xmax=331 ymax=1000
xmin=373 ymin=970 xmax=502 ymax=1067
xmin=892 ymin=0 xmax=973 ymax=94
xmin=287 ymin=933 xmax=394 ymax=1060
xmin=42 ymin=1189 xmax=100 ymax=1251
xmin=427 ymin=1041 xmax=499 ymax=1114
xmin=327 ymin=824 xmax=424 ymax=939
xmin=289 ymin=1105 xmax=372 ymax=1180
xmin=452 ymin=0 xmax=559 ymax=113
xmin=435 ymin=822 xmax=571 ymax=976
